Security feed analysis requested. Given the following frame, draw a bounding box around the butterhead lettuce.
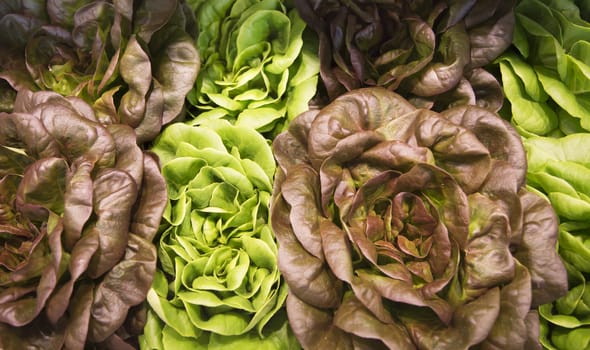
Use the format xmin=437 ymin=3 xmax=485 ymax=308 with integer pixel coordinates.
xmin=140 ymin=121 xmax=298 ymax=349
xmin=294 ymin=0 xmax=514 ymax=111
xmin=522 ymin=133 xmax=590 ymax=349
xmin=498 ymin=0 xmax=590 ymax=137
xmin=0 ymin=89 xmax=167 ymax=349
xmin=0 ymin=0 xmax=200 ymax=143
xmin=494 ymin=1 xmax=590 ymax=347
xmin=186 ymin=0 xmax=320 ymax=137
xmin=271 ymin=87 xmax=567 ymax=349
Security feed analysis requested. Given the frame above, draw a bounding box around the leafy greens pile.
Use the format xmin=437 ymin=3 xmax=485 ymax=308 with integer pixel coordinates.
xmin=294 ymin=0 xmax=514 ymax=111
xmin=496 ymin=0 xmax=590 ymax=348
xmin=140 ymin=121 xmax=298 ymax=349
xmin=271 ymin=87 xmax=568 ymax=349
xmin=186 ymin=0 xmax=320 ymax=136
xmin=0 ymin=0 xmax=581 ymax=349
xmin=0 ymin=90 xmax=167 ymax=349
xmin=0 ymin=0 xmax=200 ymax=143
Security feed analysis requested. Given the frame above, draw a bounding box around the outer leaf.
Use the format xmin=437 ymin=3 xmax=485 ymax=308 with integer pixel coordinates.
xmin=498 ymin=59 xmax=557 ymax=135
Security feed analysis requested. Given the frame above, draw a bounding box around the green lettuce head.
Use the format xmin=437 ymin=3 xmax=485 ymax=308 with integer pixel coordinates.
xmin=186 ymin=0 xmax=320 ymax=136
xmin=0 ymin=0 xmax=200 ymax=143
xmin=521 ymin=133 xmax=590 ymax=348
xmin=141 ymin=121 xmax=298 ymax=349
xmin=0 ymin=90 xmax=167 ymax=349
xmin=294 ymin=0 xmax=514 ymax=111
xmin=271 ymin=87 xmax=568 ymax=349
xmin=524 ymin=134 xmax=590 ymax=222
xmin=539 ymin=221 xmax=590 ymax=350
xmin=497 ymin=0 xmax=590 ymax=137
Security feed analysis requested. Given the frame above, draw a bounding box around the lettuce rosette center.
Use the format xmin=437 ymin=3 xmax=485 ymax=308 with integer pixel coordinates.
xmin=343 ymin=164 xmax=460 ymax=299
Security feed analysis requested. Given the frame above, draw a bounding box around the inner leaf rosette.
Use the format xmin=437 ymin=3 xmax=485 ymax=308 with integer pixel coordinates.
xmin=142 ymin=121 xmax=295 ymax=349
xmin=0 ymin=89 xmax=167 ymax=349
xmin=271 ymin=87 xmax=568 ymax=349
xmin=186 ymin=0 xmax=320 ymax=137
xmin=294 ymin=0 xmax=514 ymax=111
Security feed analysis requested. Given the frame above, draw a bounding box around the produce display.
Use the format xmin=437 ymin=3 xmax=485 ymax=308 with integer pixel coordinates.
xmin=0 ymin=0 xmax=588 ymax=349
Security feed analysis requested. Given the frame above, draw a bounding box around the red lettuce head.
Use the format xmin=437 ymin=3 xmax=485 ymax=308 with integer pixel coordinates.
xmin=271 ymin=87 xmax=567 ymax=349
xmin=0 ymin=90 xmax=167 ymax=349
xmin=295 ymin=0 xmax=514 ymax=111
